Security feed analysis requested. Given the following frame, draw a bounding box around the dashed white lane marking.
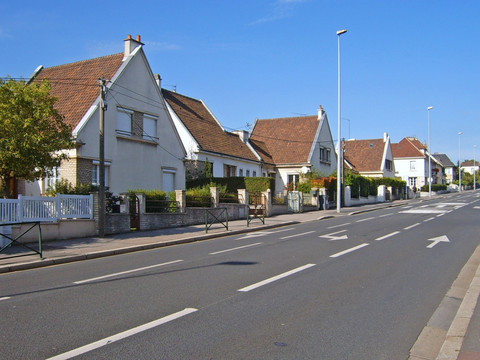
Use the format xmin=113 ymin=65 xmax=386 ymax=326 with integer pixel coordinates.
xmin=46 ymin=308 xmax=198 ymax=360
xmin=424 ymin=217 xmax=436 ymax=222
xmin=238 ymin=264 xmax=316 ymax=292
xmin=209 ymin=243 xmax=262 ymax=255
xmin=0 ymin=297 xmax=11 ymax=301
xmin=329 ymin=244 xmax=369 ymax=258
xmin=280 ymin=231 xmax=316 ymax=240
xmin=375 ymin=231 xmax=400 ymax=241
xmin=379 ymin=213 xmax=393 ymax=218
xmin=327 ymin=223 xmax=351 ymax=229
xmin=356 ymin=217 xmax=375 ymax=223
xmin=404 ymin=223 xmax=421 ymax=230
xmin=73 ymin=260 xmax=183 ymax=284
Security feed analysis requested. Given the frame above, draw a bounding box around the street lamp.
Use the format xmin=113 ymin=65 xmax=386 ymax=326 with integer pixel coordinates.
xmin=336 ymin=28 xmax=347 ymax=214
xmin=458 ymin=132 xmax=463 ymax=192
xmin=427 ymin=106 xmax=433 ymax=197
xmin=474 ymin=145 xmax=477 ymax=191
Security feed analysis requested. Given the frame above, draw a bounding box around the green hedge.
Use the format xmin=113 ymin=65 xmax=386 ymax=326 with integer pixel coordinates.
xmin=186 ymin=177 xmax=274 ymax=194
xmin=420 ymin=184 xmax=447 ymax=192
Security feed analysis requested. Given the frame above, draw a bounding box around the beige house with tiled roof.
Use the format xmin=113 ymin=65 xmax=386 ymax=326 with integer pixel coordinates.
xmin=343 ymin=133 xmax=395 ymax=178
xmin=24 ymin=35 xmax=186 ymax=195
xmin=250 ymin=106 xmax=337 ymax=193
xmin=162 ymin=89 xmax=263 ymax=180
xmin=392 ymin=137 xmax=442 ymax=189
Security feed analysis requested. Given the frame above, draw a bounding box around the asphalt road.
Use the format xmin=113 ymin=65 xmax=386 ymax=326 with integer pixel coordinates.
xmin=1 ymin=192 xmax=479 ymax=359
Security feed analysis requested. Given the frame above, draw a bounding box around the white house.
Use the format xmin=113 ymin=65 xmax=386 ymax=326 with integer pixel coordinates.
xmin=23 ymin=35 xmax=186 ymax=196
xmin=249 ymin=106 xmax=337 ymax=194
xmin=162 ymin=89 xmax=262 ymax=180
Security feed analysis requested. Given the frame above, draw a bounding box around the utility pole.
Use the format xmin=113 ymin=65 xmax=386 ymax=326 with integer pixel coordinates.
xmin=98 ymin=78 xmax=106 ymax=237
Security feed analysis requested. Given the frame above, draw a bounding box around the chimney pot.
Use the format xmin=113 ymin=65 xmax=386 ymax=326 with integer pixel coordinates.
xmin=136 ymin=35 xmax=141 ymax=42
xmin=127 ymin=34 xmax=132 ymax=39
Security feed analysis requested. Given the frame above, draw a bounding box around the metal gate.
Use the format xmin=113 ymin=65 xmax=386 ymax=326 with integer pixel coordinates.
xmin=129 ymin=195 xmax=140 ymax=230
xmin=287 ymin=191 xmax=303 ymax=213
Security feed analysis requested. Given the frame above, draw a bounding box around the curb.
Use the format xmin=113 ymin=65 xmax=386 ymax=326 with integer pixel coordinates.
xmin=409 ymin=245 xmax=480 ymax=360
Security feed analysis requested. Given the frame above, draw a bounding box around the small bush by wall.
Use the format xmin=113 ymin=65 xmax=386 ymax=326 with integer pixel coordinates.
xmin=186 ymin=177 xmax=274 ymax=194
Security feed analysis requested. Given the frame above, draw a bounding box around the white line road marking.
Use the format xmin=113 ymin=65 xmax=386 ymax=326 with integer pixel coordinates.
xmin=209 ymin=243 xmax=262 ymax=255
xmin=375 ymin=231 xmax=400 ymax=241
xmin=400 ymin=209 xmax=446 ymax=214
xmin=437 ymin=213 xmax=445 ymax=217
xmin=424 ymin=217 xmax=435 ymax=222
xmin=356 ymin=217 xmax=375 ymax=223
xmin=330 ymin=244 xmax=369 ymax=258
xmin=0 ymin=297 xmax=11 ymax=301
xmin=327 ymin=223 xmax=351 ymax=229
xmin=237 ymin=228 xmax=294 ymax=240
xmin=474 ymin=206 xmax=480 ymax=209
xmin=280 ymin=231 xmax=315 ymax=240
xmin=379 ymin=213 xmax=393 ymax=218
xmin=74 ymin=260 xmax=183 ymax=284
xmin=238 ymin=264 xmax=316 ymax=292
xmin=46 ymin=308 xmax=198 ymax=360
xmin=404 ymin=223 xmax=421 ymax=230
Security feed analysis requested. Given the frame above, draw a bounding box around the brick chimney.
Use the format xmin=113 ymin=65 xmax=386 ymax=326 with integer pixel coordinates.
xmin=154 ymin=74 xmax=162 ymax=89
xmin=124 ymin=34 xmax=144 ymax=58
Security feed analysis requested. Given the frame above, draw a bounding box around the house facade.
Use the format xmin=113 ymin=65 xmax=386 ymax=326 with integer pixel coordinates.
xmin=24 ymin=35 xmax=186 ymax=196
xmin=250 ymin=106 xmax=337 ymax=194
xmin=392 ymin=137 xmax=443 ymax=189
xmin=433 ymin=153 xmax=456 ymax=184
xmin=342 ymin=133 xmax=395 ymax=178
xmin=461 ymin=160 xmax=479 ymax=175
xmin=162 ymin=89 xmax=262 ymax=180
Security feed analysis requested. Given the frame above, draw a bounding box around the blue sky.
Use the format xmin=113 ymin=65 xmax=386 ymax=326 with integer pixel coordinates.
xmin=2 ymin=0 xmax=479 ymax=163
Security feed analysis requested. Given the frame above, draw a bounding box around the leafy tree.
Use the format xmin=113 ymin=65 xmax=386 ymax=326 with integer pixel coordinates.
xmin=0 ymin=78 xmax=72 ymax=197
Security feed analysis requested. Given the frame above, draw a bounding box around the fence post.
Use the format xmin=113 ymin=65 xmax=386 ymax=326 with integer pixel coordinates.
xmin=262 ymin=189 xmax=272 ymax=217
xmin=176 ymin=190 xmax=186 ymax=213
xmin=18 ymin=195 xmax=23 ymax=222
xmin=237 ymin=189 xmax=248 ymax=204
xmin=56 ymin=194 xmax=61 ymax=219
xmin=344 ymin=186 xmax=352 ymax=207
xmin=210 ymin=187 xmax=219 ymax=208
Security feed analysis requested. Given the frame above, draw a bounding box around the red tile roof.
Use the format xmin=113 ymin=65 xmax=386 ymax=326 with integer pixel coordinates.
xmin=343 ymin=138 xmax=385 ymax=172
xmin=250 ymin=116 xmax=319 ymax=164
xmin=391 ymin=137 xmax=426 ymax=158
xmin=33 ymin=53 xmax=124 ymax=128
xmin=162 ymin=89 xmax=259 ymax=161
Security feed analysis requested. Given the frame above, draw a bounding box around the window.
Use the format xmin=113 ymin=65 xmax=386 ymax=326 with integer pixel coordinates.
xmin=239 ymin=169 xmax=243 ymax=176
xmin=46 ymin=167 xmax=60 ymax=191
xmin=162 ymin=169 xmax=176 ymax=192
xmin=117 ymin=107 xmax=158 ymax=141
xmin=253 ymin=171 xmax=257 ymax=177
xmin=92 ymin=161 xmax=109 ymax=187
xmin=320 ymin=147 xmax=331 ymax=163
xmin=410 ymin=161 xmax=416 ymax=171
xmin=385 ymin=159 xmax=393 ymax=171
xmin=246 ymin=170 xmax=250 ymax=177
xmin=143 ymin=114 xmax=157 ymax=141
xmin=117 ymin=108 xmax=133 ymax=136
xmin=408 ymin=177 xmax=417 ymax=188
xmin=224 ymin=164 xmax=237 ymax=177
xmin=287 ymin=174 xmax=299 ymax=190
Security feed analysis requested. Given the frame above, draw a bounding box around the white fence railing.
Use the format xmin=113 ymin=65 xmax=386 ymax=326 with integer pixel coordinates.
xmin=0 ymin=194 xmax=93 ymax=224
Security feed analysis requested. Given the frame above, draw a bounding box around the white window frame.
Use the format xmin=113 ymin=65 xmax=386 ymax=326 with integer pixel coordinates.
xmin=117 ymin=107 xmax=133 ymax=136
xmin=143 ymin=114 xmax=157 ymax=141
xmin=92 ymin=161 xmax=110 ymax=187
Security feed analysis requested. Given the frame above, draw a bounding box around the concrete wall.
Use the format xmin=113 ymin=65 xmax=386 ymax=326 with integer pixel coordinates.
xmin=11 ymin=219 xmax=95 ymax=243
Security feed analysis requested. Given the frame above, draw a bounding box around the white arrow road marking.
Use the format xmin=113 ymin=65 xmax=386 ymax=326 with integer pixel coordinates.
xmin=238 ymin=264 xmax=316 ymax=292
xmin=427 ymin=235 xmax=450 ymax=248
xmin=47 ymin=308 xmax=198 ymax=360
xmin=319 ymin=230 xmax=348 ymax=241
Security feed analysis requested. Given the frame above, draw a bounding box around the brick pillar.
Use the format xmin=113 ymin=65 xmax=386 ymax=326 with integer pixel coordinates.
xmin=92 ymin=192 xmax=100 ymax=235
xmin=176 ymin=190 xmax=186 ymax=213
xmin=119 ymin=193 xmax=130 ymax=214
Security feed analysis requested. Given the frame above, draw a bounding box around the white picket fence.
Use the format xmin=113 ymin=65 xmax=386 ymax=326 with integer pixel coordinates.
xmin=0 ymin=194 xmax=93 ymax=224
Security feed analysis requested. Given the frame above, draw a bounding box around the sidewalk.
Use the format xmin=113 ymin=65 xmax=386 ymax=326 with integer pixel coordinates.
xmin=1 ymin=198 xmax=479 ymax=359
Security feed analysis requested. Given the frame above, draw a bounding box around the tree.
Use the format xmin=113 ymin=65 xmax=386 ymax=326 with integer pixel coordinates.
xmin=0 ymin=78 xmax=73 ymax=198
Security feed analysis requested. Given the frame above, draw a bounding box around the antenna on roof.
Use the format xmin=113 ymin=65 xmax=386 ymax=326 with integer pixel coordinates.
xmin=165 ymin=84 xmax=177 ymax=92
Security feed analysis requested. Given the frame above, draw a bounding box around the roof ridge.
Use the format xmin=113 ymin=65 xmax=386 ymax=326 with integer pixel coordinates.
xmin=162 ymin=89 xmax=202 ymax=103
xmin=258 ymin=115 xmax=317 ymax=121
xmin=43 ymin=52 xmax=123 ymax=70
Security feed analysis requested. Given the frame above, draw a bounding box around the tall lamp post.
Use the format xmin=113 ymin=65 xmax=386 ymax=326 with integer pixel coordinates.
xmin=458 ymin=132 xmax=463 ymax=192
xmin=427 ymin=106 xmax=433 ymax=197
xmin=474 ymin=145 xmax=477 ymax=191
xmin=336 ymin=28 xmax=347 ymax=214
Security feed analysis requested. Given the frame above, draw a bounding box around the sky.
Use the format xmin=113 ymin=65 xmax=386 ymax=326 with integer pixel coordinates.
xmin=1 ymin=0 xmax=479 ymax=164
